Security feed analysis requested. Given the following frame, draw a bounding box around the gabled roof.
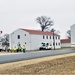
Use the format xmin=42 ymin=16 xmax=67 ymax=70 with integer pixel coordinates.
xmin=21 ymin=28 xmax=59 ymax=36
xmin=61 ymin=39 xmax=71 ymax=43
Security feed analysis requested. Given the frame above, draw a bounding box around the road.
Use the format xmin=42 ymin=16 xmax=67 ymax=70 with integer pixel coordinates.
xmin=0 ymin=49 xmax=75 ymax=64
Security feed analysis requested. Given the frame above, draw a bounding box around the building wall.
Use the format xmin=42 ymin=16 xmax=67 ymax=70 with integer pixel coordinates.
xmin=71 ymin=24 xmax=75 ymax=47
xmin=9 ymin=29 xmax=30 ymax=50
xmin=54 ymin=36 xmax=61 ymax=49
xmin=61 ymin=43 xmax=71 ymax=48
xmin=9 ymin=29 xmax=61 ymax=50
xmin=30 ymin=34 xmax=52 ymax=50
xmin=30 ymin=34 xmax=61 ymax=50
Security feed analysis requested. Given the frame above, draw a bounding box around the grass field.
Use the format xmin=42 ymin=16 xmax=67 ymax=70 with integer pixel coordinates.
xmin=0 ymin=53 xmax=75 ymax=75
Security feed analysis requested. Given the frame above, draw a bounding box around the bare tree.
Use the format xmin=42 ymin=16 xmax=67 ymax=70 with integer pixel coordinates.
xmin=2 ymin=34 xmax=9 ymax=46
xmin=50 ymin=28 xmax=60 ymax=34
xmin=67 ymin=30 xmax=71 ymax=39
xmin=36 ymin=16 xmax=54 ymax=31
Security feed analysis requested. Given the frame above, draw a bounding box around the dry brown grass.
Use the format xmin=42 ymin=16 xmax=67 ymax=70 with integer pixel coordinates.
xmin=0 ymin=53 xmax=75 ymax=75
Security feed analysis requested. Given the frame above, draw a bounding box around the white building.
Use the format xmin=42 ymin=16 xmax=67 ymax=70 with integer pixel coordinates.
xmin=9 ymin=28 xmax=61 ymax=50
xmin=61 ymin=39 xmax=71 ymax=48
xmin=71 ymin=24 xmax=75 ymax=47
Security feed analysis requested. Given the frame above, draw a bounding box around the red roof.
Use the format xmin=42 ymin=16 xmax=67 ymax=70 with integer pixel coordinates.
xmin=61 ymin=39 xmax=71 ymax=43
xmin=21 ymin=29 xmax=59 ymax=36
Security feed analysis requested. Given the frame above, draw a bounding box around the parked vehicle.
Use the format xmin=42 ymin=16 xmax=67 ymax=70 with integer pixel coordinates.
xmin=46 ymin=45 xmax=52 ymax=50
xmin=39 ymin=46 xmax=46 ymax=50
xmin=39 ymin=45 xmax=52 ymax=50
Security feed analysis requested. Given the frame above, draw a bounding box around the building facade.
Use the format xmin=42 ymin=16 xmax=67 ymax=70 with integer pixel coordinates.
xmin=61 ymin=39 xmax=71 ymax=48
xmin=71 ymin=24 xmax=75 ymax=47
xmin=9 ymin=28 xmax=61 ymax=50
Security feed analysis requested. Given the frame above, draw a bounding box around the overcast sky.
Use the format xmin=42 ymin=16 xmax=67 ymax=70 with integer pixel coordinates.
xmin=0 ymin=0 xmax=75 ymax=38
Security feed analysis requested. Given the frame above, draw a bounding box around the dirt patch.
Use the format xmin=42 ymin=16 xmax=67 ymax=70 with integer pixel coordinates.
xmin=0 ymin=53 xmax=75 ymax=75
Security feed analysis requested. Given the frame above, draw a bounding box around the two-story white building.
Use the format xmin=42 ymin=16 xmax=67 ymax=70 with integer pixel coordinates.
xmin=9 ymin=28 xmax=61 ymax=50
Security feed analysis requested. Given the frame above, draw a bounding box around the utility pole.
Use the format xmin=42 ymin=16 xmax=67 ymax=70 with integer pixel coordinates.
xmin=51 ymin=29 xmax=55 ymax=50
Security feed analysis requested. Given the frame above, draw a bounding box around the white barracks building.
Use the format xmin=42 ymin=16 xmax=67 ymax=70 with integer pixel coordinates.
xmin=9 ymin=28 xmax=61 ymax=50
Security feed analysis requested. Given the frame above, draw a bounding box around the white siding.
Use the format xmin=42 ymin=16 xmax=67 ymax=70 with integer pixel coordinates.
xmin=9 ymin=29 xmax=30 ymax=50
xmin=30 ymin=34 xmax=53 ymax=50
xmin=54 ymin=36 xmax=61 ymax=49
xmin=61 ymin=43 xmax=71 ymax=47
xmin=29 ymin=34 xmax=61 ymax=50
xmin=71 ymin=24 xmax=75 ymax=47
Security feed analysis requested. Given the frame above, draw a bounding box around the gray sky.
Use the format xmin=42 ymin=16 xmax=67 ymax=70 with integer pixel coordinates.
xmin=0 ymin=0 xmax=75 ymax=38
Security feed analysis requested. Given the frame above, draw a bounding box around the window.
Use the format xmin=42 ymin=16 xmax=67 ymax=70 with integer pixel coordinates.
xmin=46 ymin=36 xmax=48 ymax=39
xmin=17 ymin=35 xmax=20 ymax=39
xmin=41 ymin=42 xmax=45 ymax=46
xmin=56 ymin=43 xmax=57 ymax=46
xmin=25 ymin=34 xmax=26 ymax=36
xmin=59 ymin=43 xmax=60 ymax=45
xmin=53 ymin=36 xmax=54 ymax=39
xmin=46 ymin=43 xmax=49 ymax=46
xmin=50 ymin=36 xmax=51 ymax=39
xmin=56 ymin=36 xmax=57 ymax=39
xmin=25 ymin=42 xmax=26 ymax=44
xmin=43 ymin=35 xmax=45 ymax=39
xmin=53 ymin=42 xmax=55 ymax=46
xmin=58 ymin=36 xmax=60 ymax=39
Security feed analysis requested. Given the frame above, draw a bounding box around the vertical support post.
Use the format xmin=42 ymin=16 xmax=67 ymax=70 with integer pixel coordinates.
xmin=53 ymin=31 xmax=55 ymax=50
xmin=51 ymin=29 xmax=55 ymax=50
